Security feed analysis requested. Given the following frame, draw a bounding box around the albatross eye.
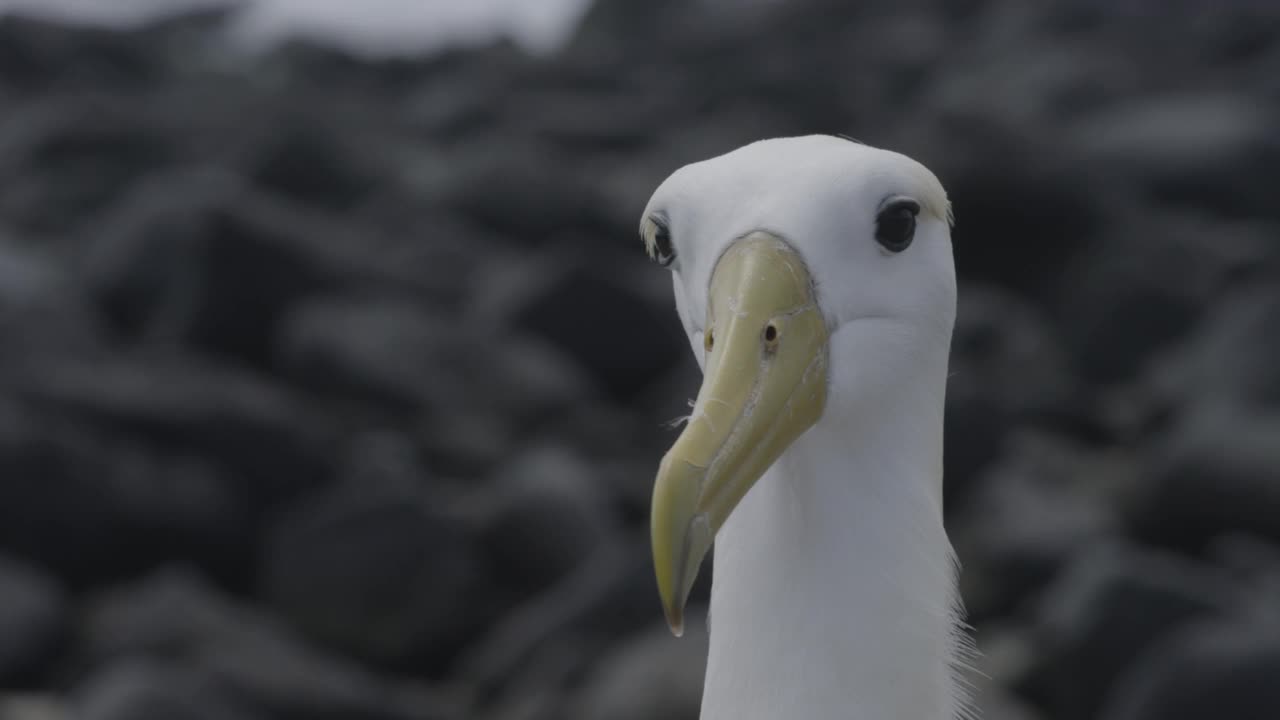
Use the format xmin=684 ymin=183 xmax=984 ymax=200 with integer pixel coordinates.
xmin=875 ymin=199 xmax=920 ymax=253
xmin=642 ymin=215 xmax=676 ymax=267
xmin=653 ymin=223 xmax=675 ymax=266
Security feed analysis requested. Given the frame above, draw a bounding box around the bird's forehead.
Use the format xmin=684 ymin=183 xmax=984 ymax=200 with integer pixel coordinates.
xmin=647 ymin=136 xmax=950 ymax=232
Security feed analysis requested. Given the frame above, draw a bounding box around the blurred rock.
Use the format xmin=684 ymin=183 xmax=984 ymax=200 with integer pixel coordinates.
xmin=1206 ymin=534 xmax=1280 ymax=600
xmin=278 ymin=295 xmax=589 ymax=424
xmin=403 ymin=56 xmax=513 ymax=140
xmin=1100 ymin=618 xmax=1280 ymax=720
xmin=456 ymin=542 xmax=656 ymax=702
xmin=0 ymin=400 xmax=253 ymax=587
xmin=944 ymin=285 xmax=1088 ymax=498
xmin=1125 ymin=402 xmax=1280 ymax=553
xmin=334 ymin=429 xmax=434 ymax=493
xmin=480 ymin=690 xmax=565 ymax=720
xmin=472 ymin=633 xmax=592 ymax=720
xmin=82 ymin=568 xmax=460 ymax=720
xmin=441 ymin=139 xmax=621 ymax=242
xmin=74 ymin=661 xmax=264 ymax=720
xmin=0 ymin=95 xmax=177 ymax=233
xmin=942 ymin=143 xmax=1106 ymax=304
xmin=9 ymin=352 xmax=327 ymax=505
xmin=509 ymin=263 xmax=686 ymax=401
xmin=1149 ymin=283 xmax=1280 ymax=412
xmin=485 ymin=333 xmax=596 ymax=424
xmin=970 ymin=624 xmax=1044 ymax=720
xmin=84 ymin=171 xmax=425 ymax=367
xmin=477 ymin=445 xmax=617 ymax=600
xmin=976 ymin=692 xmax=1046 ymax=720
xmin=1053 ymin=225 xmax=1226 ymax=385
xmin=0 ymin=14 xmax=172 ymax=93
xmin=420 ymin=408 xmax=515 ymax=479
xmin=563 ymin=0 xmax=685 ymax=62
xmin=84 ymin=568 xmax=281 ymax=662
xmin=1018 ymin=541 xmax=1236 ymax=720
xmin=568 ymin=613 xmax=708 ymax=720
xmin=277 ymin=294 xmax=459 ymax=411
xmin=261 ymin=479 xmax=486 ymax=669
xmin=0 ymin=695 xmax=68 ymax=720
xmin=1072 ymin=93 xmax=1280 ymax=221
xmin=509 ymin=86 xmax=667 ymax=153
xmin=952 ymin=431 xmax=1124 ymax=621
xmin=196 ymin=641 xmax=459 ymax=720
xmin=0 ymin=242 xmax=100 ymax=356
xmin=246 ymin=120 xmax=382 ymax=211
xmin=0 ymin=554 xmax=67 ymax=687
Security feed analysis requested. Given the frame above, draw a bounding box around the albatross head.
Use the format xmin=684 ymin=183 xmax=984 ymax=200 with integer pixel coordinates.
xmin=641 ymin=134 xmax=957 ymax=635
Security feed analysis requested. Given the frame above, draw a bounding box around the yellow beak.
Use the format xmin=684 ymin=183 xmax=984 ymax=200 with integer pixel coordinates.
xmin=650 ymin=232 xmax=829 ymax=636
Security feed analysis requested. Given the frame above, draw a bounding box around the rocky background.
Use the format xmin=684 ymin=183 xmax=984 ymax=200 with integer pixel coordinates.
xmin=0 ymin=0 xmax=1278 ymax=718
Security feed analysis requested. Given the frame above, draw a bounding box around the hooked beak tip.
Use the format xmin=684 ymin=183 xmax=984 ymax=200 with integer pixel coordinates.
xmin=665 ymin=607 xmax=686 ymax=637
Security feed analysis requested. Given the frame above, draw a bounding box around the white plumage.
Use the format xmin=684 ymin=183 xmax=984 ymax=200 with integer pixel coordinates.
xmin=642 ymin=135 xmax=975 ymax=720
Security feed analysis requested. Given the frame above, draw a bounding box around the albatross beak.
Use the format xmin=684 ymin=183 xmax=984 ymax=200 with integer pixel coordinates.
xmin=651 ymin=232 xmax=829 ymax=636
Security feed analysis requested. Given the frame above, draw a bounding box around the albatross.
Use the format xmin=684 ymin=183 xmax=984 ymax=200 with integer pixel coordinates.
xmin=641 ymin=135 xmax=973 ymax=720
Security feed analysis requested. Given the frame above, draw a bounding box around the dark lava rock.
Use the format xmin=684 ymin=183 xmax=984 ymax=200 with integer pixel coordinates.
xmin=0 ymin=399 xmax=254 ymax=587
xmin=246 ymin=120 xmax=383 ymax=211
xmin=333 ymin=429 xmax=435 ymax=493
xmin=1018 ymin=541 xmax=1236 ymax=720
xmin=9 ymin=352 xmax=328 ymax=505
xmin=945 ymin=285 xmax=1087 ymax=499
xmin=456 ymin=542 xmax=658 ymax=703
xmin=951 ymin=431 xmax=1125 ymax=621
xmin=509 ymin=262 xmax=686 ymax=402
xmin=942 ymin=140 xmax=1106 ymax=304
xmin=481 ymin=333 xmax=595 ymax=426
xmin=83 ymin=568 xmax=288 ymax=663
xmin=0 ymin=553 xmax=67 ymax=686
xmin=197 ymin=643 xmax=460 ymax=720
xmin=83 ymin=568 xmax=460 ymax=720
xmin=0 ymin=240 xmax=101 ymax=355
xmin=278 ymin=294 xmax=588 ymax=424
xmin=966 ymin=625 xmax=1046 ymax=720
xmin=83 ymin=170 xmax=424 ymax=368
xmin=568 ymin=615 xmax=708 ymax=720
xmin=403 ymin=53 xmax=513 ymax=140
xmin=1052 ymin=220 xmax=1233 ymax=385
xmin=1206 ymin=534 xmax=1280 ymax=595
xmin=75 ymin=661 xmax=265 ymax=720
xmin=261 ymin=479 xmax=486 ymax=670
xmin=1100 ymin=618 xmax=1280 ymax=720
xmin=478 ymin=445 xmax=617 ymax=600
xmin=1125 ymin=402 xmax=1280 ymax=554
xmin=0 ymin=14 xmax=173 ymax=93
xmin=1149 ymin=283 xmax=1280 ymax=412
xmin=1071 ymin=93 xmax=1280 ymax=221
xmin=0 ymin=95 xmax=178 ymax=234
xmin=276 ymin=294 xmax=459 ymax=411
xmin=441 ymin=139 xmax=622 ymax=242
xmin=419 ymin=408 xmax=514 ymax=480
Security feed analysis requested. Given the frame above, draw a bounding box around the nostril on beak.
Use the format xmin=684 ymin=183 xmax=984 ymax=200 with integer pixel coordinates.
xmin=763 ymin=323 xmax=779 ymax=352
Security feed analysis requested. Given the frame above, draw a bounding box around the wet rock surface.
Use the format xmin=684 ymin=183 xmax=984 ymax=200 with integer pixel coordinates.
xmin=0 ymin=2 xmax=1277 ymax=719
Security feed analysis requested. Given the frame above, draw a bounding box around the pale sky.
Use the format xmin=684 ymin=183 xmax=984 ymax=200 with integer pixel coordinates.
xmin=0 ymin=0 xmax=594 ymax=56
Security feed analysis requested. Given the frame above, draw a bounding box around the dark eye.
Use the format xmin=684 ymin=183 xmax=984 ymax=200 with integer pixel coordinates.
xmin=875 ymin=199 xmax=919 ymax=253
xmin=644 ymin=216 xmax=676 ymax=267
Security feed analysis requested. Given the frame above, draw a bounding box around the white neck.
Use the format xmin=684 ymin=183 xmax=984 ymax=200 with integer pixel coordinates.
xmin=699 ymin=362 xmax=970 ymax=720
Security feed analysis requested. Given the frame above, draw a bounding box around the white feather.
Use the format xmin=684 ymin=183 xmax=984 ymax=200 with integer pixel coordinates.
xmin=642 ymin=135 xmax=971 ymax=719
